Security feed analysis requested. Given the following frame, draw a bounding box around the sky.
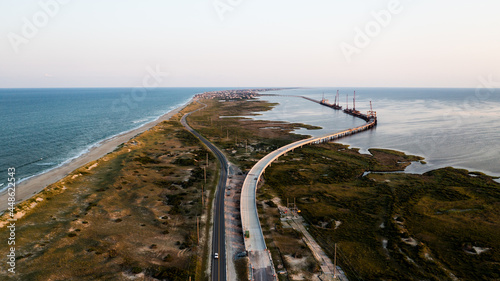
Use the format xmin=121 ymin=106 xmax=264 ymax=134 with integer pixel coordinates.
xmin=1 ymin=0 xmax=499 ymax=88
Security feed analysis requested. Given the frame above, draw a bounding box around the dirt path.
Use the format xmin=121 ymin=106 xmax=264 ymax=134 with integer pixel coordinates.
xmin=225 ymin=163 xmax=246 ymax=281
xmin=280 ymin=207 xmax=349 ymax=281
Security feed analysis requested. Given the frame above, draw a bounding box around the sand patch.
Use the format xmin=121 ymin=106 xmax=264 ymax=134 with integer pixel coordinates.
xmin=402 ymin=237 xmax=418 ymax=246
xmin=88 ymin=163 xmax=99 ymax=170
xmin=284 ymin=254 xmax=308 ymax=267
xmin=13 ymin=210 xmax=26 ymax=220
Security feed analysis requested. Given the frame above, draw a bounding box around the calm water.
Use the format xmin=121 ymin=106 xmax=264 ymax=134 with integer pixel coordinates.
xmin=0 ymin=87 xmax=229 ymax=190
xmin=255 ymin=88 xmax=500 ymax=178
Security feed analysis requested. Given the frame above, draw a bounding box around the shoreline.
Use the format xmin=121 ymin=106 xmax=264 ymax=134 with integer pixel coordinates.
xmin=0 ymin=98 xmax=194 ymax=212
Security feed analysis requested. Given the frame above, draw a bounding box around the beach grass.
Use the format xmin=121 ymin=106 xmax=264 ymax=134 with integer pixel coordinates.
xmin=0 ymin=105 xmax=218 ymax=280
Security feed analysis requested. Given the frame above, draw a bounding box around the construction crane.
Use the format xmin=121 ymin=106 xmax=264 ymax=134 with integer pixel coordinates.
xmin=353 ymin=91 xmax=356 ymax=111
xmin=367 ymin=100 xmax=377 ymax=120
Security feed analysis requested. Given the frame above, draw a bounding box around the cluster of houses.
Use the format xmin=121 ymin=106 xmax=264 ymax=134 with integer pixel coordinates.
xmin=194 ymin=88 xmax=283 ymax=100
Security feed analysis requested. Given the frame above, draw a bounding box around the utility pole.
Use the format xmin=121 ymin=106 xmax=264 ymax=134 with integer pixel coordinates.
xmin=201 ymin=185 xmax=204 ymax=209
xmin=286 ymin=198 xmax=293 ymax=217
xmin=286 ymin=197 xmax=290 ymax=217
xmin=334 ymin=243 xmax=338 ymax=278
xmin=294 ymin=197 xmax=297 ymax=216
xmin=204 ymin=166 xmax=206 ymax=184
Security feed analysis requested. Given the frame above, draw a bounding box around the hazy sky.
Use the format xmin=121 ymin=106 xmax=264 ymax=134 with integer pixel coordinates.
xmin=1 ymin=0 xmax=499 ymax=88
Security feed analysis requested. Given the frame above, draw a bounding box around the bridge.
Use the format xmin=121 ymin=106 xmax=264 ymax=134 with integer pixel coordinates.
xmin=240 ymin=96 xmax=377 ymax=281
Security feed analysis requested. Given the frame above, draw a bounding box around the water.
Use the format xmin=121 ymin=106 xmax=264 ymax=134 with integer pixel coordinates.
xmin=2 ymin=87 xmax=499 ymax=191
xmin=254 ymin=88 xmax=500 ymax=178
xmin=246 ymin=95 xmax=367 ymax=135
xmin=0 ymin=87 xmax=228 ymax=190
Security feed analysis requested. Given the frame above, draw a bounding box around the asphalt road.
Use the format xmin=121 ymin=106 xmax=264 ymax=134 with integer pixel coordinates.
xmin=180 ymin=102 xmax=228 ymax=281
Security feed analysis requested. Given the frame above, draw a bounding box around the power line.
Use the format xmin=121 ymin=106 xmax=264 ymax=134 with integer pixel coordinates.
xmin=336 ymin=246 xmax=363 ymax=281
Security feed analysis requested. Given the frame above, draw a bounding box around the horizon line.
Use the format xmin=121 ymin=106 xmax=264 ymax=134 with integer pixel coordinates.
xmin=0 ymin=86 xmax=491 ymax=90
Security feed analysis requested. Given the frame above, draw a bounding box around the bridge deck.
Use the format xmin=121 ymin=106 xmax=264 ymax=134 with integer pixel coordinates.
xmin=241 ymin=96 xmax=376 ymax=280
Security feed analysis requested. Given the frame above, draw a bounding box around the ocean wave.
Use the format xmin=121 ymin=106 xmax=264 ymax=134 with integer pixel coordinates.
xmin=35 ymin=162 xmax=57 ymax=166
xmin=132 ymin=118 xmax=150 ymax=124
xmin=7 ymin=97 xmax=196 ymax=191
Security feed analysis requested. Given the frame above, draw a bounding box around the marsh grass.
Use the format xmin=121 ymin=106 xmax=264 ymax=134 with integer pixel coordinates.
xmin=262 ymin=142 xmax=500 ymax=280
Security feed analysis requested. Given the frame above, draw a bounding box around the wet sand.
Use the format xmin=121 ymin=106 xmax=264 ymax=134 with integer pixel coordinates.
xmin=0 ymin=100 xmax=192 ymax=211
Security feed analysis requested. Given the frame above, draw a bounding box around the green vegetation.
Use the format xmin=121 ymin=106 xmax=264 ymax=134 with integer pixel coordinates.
xmin=235 ymin=257 xmax=249 ymax=281
xmin=263 ymin=142 xmax=500 ymax=281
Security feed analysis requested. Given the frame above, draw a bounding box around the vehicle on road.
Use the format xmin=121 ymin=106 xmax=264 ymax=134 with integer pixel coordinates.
xmin=214 ymin=253 xmax=219 ymax=259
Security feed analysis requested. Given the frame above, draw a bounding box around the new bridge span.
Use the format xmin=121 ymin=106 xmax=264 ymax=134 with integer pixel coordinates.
xmin=240 ymin=96 xmax=376 ymax=281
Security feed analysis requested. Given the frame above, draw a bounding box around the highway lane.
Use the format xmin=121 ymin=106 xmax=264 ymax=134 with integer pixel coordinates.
xmin=180 ymin=102 xmax=228 ymax=281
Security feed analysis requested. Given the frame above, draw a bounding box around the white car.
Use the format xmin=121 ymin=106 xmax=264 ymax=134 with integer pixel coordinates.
xmin=214 ymin=253 xmax=219 ymax=259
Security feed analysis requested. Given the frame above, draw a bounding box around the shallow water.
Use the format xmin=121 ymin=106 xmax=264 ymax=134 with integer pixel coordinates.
xmin=254 ymin=88 xmax=500 ymax=177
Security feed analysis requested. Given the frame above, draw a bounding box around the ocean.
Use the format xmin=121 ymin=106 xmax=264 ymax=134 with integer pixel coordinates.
xmin=1 ymin=87 xmax=499 ymax=191
xmin=0 ymin=87 xmax=223 ymax=190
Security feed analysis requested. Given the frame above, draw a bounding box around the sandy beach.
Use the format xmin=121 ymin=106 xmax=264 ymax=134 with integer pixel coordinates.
xmin=0 ymin=100 xmax=193 ymax=212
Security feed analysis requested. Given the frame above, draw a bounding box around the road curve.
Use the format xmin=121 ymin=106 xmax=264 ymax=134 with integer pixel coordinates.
xmin=241 ymin=117 xmax=376 ymax=281
xmin=180 ymin=101 xmax=228 ymax=281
